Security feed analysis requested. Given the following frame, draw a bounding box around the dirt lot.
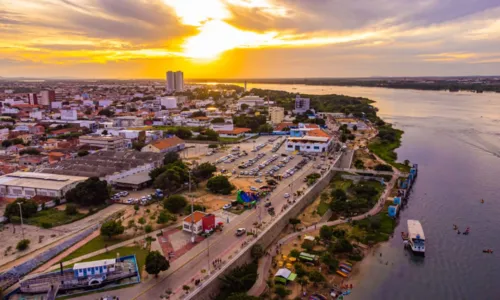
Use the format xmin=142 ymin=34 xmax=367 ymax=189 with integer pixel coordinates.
xmin=353 ymin=148 xmax=378 ymax=169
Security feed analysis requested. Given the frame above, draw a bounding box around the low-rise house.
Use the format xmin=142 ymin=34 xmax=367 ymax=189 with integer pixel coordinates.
xmin=216 ymin=127 xmax=251 ymax=138
xmin=19 ymin=155 xmax=49 ymax=167
xmin=141 ymin=136 xmax=185 ymax=153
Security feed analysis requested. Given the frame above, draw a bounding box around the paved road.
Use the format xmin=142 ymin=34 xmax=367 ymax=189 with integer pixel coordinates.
xmin=77 ymin=155 xmax=335 ymax=300
xmin=338 ymin=150 xmax=354 ymax=169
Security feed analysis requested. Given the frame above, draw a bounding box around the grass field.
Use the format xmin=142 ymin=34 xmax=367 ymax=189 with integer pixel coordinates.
xmin=368 ymin=129 xmax=411 ymax=172
xmin=63 ymin=246 xmax=149 ymax=272
xmin=61 ymin=235 xmax=123 ymax=263
xmin=27 ymin=209 xmax=85 ymax=228
xmin=316 ymin=200 xmax=330 ymax=216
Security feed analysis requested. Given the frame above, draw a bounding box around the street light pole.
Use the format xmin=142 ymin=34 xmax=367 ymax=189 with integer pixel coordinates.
xmin=17 ymin=202 xmax=24 ymax=240
xmin=190 ymin=161 xmax=198 ymax=244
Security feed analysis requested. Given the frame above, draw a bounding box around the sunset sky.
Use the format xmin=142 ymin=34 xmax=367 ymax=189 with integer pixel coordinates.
xmin=2 ymin=0 xmax=500 ymax=79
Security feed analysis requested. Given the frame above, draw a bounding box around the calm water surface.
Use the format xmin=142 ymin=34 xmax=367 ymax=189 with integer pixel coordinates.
xmin=233 ymin=83 xmax=500 ymax=299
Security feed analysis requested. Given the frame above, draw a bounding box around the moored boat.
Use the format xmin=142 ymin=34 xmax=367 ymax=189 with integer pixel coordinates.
xmin=407 ymin=220 xmax=425 ymax=255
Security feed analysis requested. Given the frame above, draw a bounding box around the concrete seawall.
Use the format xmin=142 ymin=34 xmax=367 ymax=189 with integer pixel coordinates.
xmin=185 ymin=154 xmax=343 ymax=300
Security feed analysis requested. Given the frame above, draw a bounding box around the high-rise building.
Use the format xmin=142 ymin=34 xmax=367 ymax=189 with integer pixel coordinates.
xmin=28 ymin=93 xmax=38 ymax=105
xmin=269 ymin=106 xmax=285 ymax=124
xmin=166 ymin=71 xmax=184 ymax=92
xmin=294 ymin=94 xmax=310 ymax=114
xmin=39 ymin=90 xmax=55 ymax=106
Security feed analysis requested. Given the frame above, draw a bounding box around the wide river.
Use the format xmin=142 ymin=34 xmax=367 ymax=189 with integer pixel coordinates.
xmin=211 ymin=82 xmax=500 ymax=299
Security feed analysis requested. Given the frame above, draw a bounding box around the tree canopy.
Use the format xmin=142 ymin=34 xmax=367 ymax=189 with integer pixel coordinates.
xmin=65 ymin=177 xmax=109 ymax=206
xmin=4 ymin=198 xmax=38 ymax=220
xmin=163 ymin=195 xmax=188 ymax=213
xmin=192 ymin=162 xmax=216 ymax=180
xmin=100 ymin=220 xmax=124 ymax=239
xmin=207 ymin=175 xmax=234 ymax=194
xmin=145 ymin=250 xmax=170 ymax=277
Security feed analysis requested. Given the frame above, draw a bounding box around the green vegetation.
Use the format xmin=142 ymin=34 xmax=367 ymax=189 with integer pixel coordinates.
xmin=368 ymin=125 xmax=410 ymax=172
xmin=26 ymin=208 xmax=85 ymax=228
xmin=62 ymin=236 xmax=121 ymax=262
xmin=250 ymin=244 xmax=265 ymax=260
xmin=217 ymin=262 xmax=258 ymax=300
xmin=233 ymin=114 xmax=267 ymax=132
xmin=4 ymin=198 xmax=38 ymax=220
xmin=329 ymin=175 xmax=384 ymax=217
xmin=100 ymin=220 xmax=125 ymax=239
xmin=192 ymin=162 xmax=217 ymax=180
xmin=163 ymin=195 xmax=188 ymax=213
xmin=16 ymin=239 xmax=30 ymax=251
xmin=65 ymin=177 xmax=110 ymax=206
xmin=207 ymin=175 xmax=234 ymax=195
xmin=145 ymin=250 xmax=170 ymax=277
xmin=19 ymin=148 xmax=41 ymax=155
xmin=351 ymin=203 xmax=396 ymax=245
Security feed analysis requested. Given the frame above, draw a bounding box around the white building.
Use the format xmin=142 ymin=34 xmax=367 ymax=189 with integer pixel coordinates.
xmin=166 ymin=70 xmax=184 ymax=92
xmin=98 ymin=100 xmax=113 ymax=107
xmin=237 ymin=95 xmax=265 ymax=110
xmin=113 ymin=116 xmax=144 ymax=127
xmin=29 ymin=111 xmax=43 ymax=120
xmin=269 ymin=106 xmax=285 ymax=124
xmin=160 ymin=96 xmax=177 ymax=109
xmin=39 ymin=90 xmax=55 ymax=106
xmin=194 ymin=99 xmax=215 ymax=108
xmin=0 ymin=172 xmax=88 ymax=199
xmin=210 ymin=119 xmax=234 ymax=132
xmin=294 ymin=95 xmax=310 ymax=114
xmin=61 ymin=109 xmax=78 ymax=121
xmin=285 ymin=123 xmax=334 ymax=153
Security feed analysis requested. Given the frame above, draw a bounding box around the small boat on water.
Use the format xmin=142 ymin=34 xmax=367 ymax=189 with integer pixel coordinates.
xmin=483 ymin=249 xmax=494 ymax=254
xmin=407 ymin=220 xmax=425 ymax=255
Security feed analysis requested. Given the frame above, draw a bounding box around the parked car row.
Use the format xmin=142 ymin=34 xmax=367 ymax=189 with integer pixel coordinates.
xmin=111 ymin=191 xmax=129 ymax=201
xmin=271 ymin=138 xmax=285 ymax=152
xmin=265 ymin=155 xmax=295 ymax=176
xmin=257 ymin=154 xmax=279 ymax=170
xmin=238 ymin=153 xmax=266 ymax=169
xmin=280 ymin=158 xmax=309 ymax=179
xmin=251 ymin=143 xmax=267 ymax=152
xmin=216 ymin=151 xmax=248 ymax=164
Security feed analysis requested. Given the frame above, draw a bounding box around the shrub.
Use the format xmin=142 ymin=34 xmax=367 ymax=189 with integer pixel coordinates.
xmin=145 ymin=224 xmax=153 ymax=233
xmin=41 ymin=222 xmax=53 ymax=229
xmin=65 ymin=203 xmax=78 ymax=215
xmin=16 ymin=239 xmax=30 ymax=251
xmin=100 ymin=220 xmax=124 ymax=239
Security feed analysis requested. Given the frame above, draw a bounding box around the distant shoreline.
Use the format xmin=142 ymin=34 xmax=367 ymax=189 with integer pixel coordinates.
xmin=191 ymin=79 xmax=500 ymax=94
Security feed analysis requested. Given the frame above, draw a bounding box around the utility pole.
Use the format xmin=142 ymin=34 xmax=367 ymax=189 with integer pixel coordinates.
xmin=17 ymin=202 xmax=24 ymax=240
xmin=190 ymin=161 xmax=198 ymax=244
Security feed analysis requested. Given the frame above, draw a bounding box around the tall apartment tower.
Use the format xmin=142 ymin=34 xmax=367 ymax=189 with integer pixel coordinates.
xmin=166 ymin=71 xmax=184 ymax=92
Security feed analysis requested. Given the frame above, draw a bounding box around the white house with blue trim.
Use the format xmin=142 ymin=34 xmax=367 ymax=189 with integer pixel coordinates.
xmin=73 ymin=259 xmax=116 ymax=278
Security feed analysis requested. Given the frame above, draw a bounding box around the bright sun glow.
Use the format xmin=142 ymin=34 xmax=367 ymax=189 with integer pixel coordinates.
xmin=183 ymin=20 xmax=277 ymax=59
